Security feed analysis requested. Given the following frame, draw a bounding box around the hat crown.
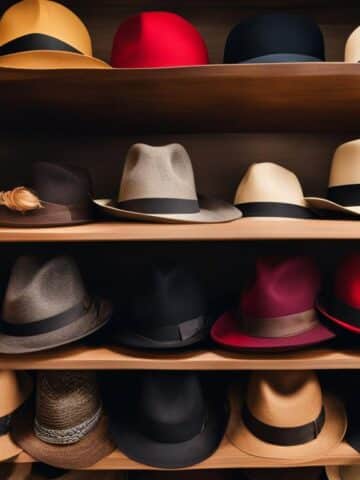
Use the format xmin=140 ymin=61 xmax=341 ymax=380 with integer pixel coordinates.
xmin=0 ymin=370 xmax=28 ymax=416
xmin=118 ymin=144 xmax=198 ymax=203
xmin=0 ymin=0 xmax=92 ymax=55
xmin=345 ymin=27 xmax=360 ymax=62
xmin=328 ymin=139 xmax=360 ymax=187
xmin=334 ymin=253 xmax=360 ymax=308
xmin=247 ymin=371 xmax=323 ymax=428
xmin=138 ymin=373 xmax=205 ymax=443
xmin=234 ymin=163 xmax=306 ymax=207
xmin=2 ymin=256 xmax=87 ymax=326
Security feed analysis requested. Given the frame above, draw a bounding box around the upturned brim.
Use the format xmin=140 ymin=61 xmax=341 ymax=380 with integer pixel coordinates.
xmin=227 ymin=385 xmax=347 ymax=462
xmin=316 ymin=298 xmax=360 ymax=334
xmin=0 ymin=51 xmax=109 ymax=69
xmin=306 ymin=197 xmax=360 ymax=217
xmin=11 ymin=402 xmax=115 ymax=469
xmin=211 ymin=311 xmax=335 ymax=352
xmin=93 ymin=197 xmax=242 ymax=224
xmin=0 ymin=298 xmax=112 ymax=354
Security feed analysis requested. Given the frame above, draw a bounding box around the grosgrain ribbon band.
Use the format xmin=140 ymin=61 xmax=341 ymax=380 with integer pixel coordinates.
xmin=135 ymin=315 xmax=205 ymax=342
xmin=236 ymin=202 xmax=314 ymax=219
xmin=328 ymin=184 xmax=360 ymax=207
xmin=242 ymin=404 xmax=325 ymax=446
xmin=0 ymin=33 xmax=82 ymax=56
xmin=115 ymin=198 xmax=200 ymax=214
xmin=320 ymin=294 xmax=360 ymax=328
xmin=0 ymin=413 xmax=11 ymax=436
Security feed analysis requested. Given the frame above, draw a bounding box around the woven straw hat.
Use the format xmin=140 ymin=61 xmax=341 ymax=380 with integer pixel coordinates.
xmin=306 ymin=139 xmax=360 ymax=217
xmin=12 ymin=371 xmax=115 ymax=469
xmin=345 ymin=27 xmax=360 ymax=62
xmin=234 ymin=163 xmax=313 ymax=219
xmin=0 ymin=370 xmax=32 ymax=461
xmin=94 ymin=143 xmax=241 ymax=224
xmin=0 ymin=0 xmax=109 ymax=68
xmin=0 ymin=255 xmax=112 ymax=354
xmin=0 ymin=464 xmax=32 ymax=480
xmin=326 ymin=466 xmax=360 ymax=480
xmin=227 ymin=370 xmax=347 ymax=462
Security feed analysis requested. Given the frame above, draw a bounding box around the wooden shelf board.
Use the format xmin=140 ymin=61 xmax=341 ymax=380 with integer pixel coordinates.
xmin=13 ymin=441 xmax=360 ymax=469
xmin=0 ymin=219 xmax=360 ymax=242
xmin=1 ymin=346 xmax=360 ymax=370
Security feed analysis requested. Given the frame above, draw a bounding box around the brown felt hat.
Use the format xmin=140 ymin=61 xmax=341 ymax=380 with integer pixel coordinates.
xmin=94 ymin=143 xmax=242 ymax=224
xmin=0 ymin=370 xmax=32 ymax=461
xmin=11 ymin=371 xmax=115 ymax=469
xmin=0 ymin=255 xmax=112 ymax=354
xmin=0 ymin=463 xmax=33 ymax=479
xmin=227 ymin=370 xmax=347 ymax=462
xmin=326 ymin=466 xmax=360 ymax=480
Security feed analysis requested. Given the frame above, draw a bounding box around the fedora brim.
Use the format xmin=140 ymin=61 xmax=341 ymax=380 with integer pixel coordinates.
xmin=241 ymin=53 xmax=323 ymax=63
xmin=227 ymin=385 xmax=347 ymax=462
xmin=11 ymin=402 xmax=115 ymax=469
xmin=211 ymin=311 xmax=335 ymax=352
xmin=0 ymin=51 xmax=109 ymax=69
xmin=316 ymin=299 xmax=360 ymax=334
xmin=93 ymin=197 xmax=242 ymax=224
xmin=0 ymin=299 xmax=112 ymax=354
xmin=306 ymin=197 xmax=360 ymax=217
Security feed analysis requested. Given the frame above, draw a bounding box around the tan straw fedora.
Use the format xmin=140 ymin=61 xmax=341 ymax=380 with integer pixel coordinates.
xmin=0 ymin=464 xmax=32 ymax=480
xmin=234 ymin=162 xmax=314 ymax=219
xmin=0 ymin=255 xmax=112 ymax=354
xmin=227 ymin=370 xmax=347 ymax=462
xmin=326 ymin=466 xmax=360 ymax=480
xmin=345 ymin=27 xmax=360 ymax=62
xmin=11 ymin=371 xmax=115 ymax=469
xmin=94 ymin=143 xmax=241 ymax=224
xmin=306 ymin=139 xmax=360 ymax=217
xmin=0 ymin=370 xmax=32 ymax=461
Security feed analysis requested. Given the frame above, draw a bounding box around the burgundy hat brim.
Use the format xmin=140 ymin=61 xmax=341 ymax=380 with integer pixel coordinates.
xmin=211 ymin=311 xmax=335 ymax=351
xmin=316 ymin=300 xmax=360 ymax=334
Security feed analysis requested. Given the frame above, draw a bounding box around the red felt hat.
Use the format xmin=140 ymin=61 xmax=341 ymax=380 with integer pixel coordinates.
xmin=211 ymin=256 xmax=335 ymax=351
xmin=111 ymin=11 xmax=209 ymax=68
xmin=317 ymin=253 xmax=360 ymax=334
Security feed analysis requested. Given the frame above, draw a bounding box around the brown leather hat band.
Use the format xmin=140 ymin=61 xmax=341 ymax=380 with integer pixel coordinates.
xmin=242 ymin=404 xmax=325 ymax=446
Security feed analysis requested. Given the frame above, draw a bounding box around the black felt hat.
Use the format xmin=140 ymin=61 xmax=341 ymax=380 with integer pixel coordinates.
xmin=224 ymin=13 xmax=325 ymax=64
xmin=109 ymin=372 xmax=227 ymax=469
xmin=113 ymin=265 xmax=209 ymax=349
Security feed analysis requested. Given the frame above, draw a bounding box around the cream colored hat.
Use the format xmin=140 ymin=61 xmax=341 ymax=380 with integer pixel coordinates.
xmin=306 ymin=139 xmax=360 ymax=216
xmin=234 ymin=162 xmax=313 ymax=219
xmin=326 ymin=466 xmax=360 ymax=480
xmin=0 ymin=464 xmax=32 ymax=480
xmin=95 ymin=143 xmax=242 ymax=224
xmin=345 ymin=27 xmax=360 ymax=62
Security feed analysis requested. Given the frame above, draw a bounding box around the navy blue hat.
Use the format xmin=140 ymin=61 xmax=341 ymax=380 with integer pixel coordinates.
xmin=224 ymin=13 xmax=325 ymax=63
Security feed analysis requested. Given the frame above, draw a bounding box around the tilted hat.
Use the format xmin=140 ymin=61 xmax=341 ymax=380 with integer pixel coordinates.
xmin=109 ymin=372 xmax=227 ymax=469
xmin=114 ymin=265 xmax=209 ymax=349
xmin=111 ymin=11 xmax=209 ymax=68
xmin=326 ymin=466 xmax=360 ymax=480
xmin=345 ymin=27 xmax=360 ymax=62
xmin=211 ymin=256 xmax=335 ymax=351
xmin=0 ymin=255 xmax=112 ymax=353
xmin=227 ymin=370 xmax=347 ymax=461
xmin=224 ymin=13 xmax=325 ymax=64
xmin=0 ymin=0 xmax=109 ymax=68
xmin=95 ymin=143 xmax=241 ymax=224
xmin=241 ymin=467 xmax=325 ymax=480
xmin=234 ymin=163 xmax=314 ymax=219
xmin=0 ymin=162 xmax=94 ymax=227
xmin=317 ymin=253 xmax=360 ymax=334
xmin=306 ymin=140 xmax=360 ymax=217
xmin=0 ymin=464 xmax=32 ymax=480
xmin=11 ymin=371 xmax=115 ymax=469
xmin=0 ymin=370 xmax=32 ymax=461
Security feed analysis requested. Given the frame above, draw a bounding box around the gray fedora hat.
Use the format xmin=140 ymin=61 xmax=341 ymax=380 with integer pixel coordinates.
xmin=0 ymin=256 xmax=112 ymax=354
xmin=94 ymin=143 xmax=242 ymax=224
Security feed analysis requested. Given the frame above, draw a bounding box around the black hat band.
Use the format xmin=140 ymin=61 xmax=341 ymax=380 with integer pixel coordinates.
xmin=319 ymin=293 xmax=360 ymax=328
xmin=236 ymin=202 xmax=314 ymax=219
xmin=134 ymin=315 xmax=205 ymax=342
xmin=115 ymin=198 xmax=200 ymax=215
xmin=328 ymin=184 xmax=360 ymax=207
xmin=0 ymin=33 xmax=82 ymax=56
xmin=0 ymin=413 xmax=11 ymax=436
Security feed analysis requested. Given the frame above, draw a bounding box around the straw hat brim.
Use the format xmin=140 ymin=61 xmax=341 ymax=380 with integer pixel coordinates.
xmin=11 ymin=402 xmax=115 ymax=469
xmin=0 ymin=463 xmax=32 ymax=480
xmin=316 ymin=299 xmax=360 ymax=334
xmin=0 ymin=298 xmax=112 ymax=354
xmin=306 ymin=197 xmax=360 ymax=216
xmin=227 ymin=385 xmax=347 ymax=462
xmin=211 ymin=311 xmax=335 ymax=352
xmin=0 ymin=51 xmax=110 ymax=69
xmin=93 ymin=197 xmax=242 ymax=224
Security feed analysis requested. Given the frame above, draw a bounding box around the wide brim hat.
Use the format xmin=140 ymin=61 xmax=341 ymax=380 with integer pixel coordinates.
xmin=0 ymin=463 xmax=32 ymax=480
xmin=0 ymin=51 xmax=109 ymax=69
xmin=326 ymin=466 xmax=360 ymax=480
xmin=11 ymin=400 xmax=115 ymax=469
xmin=227 ymin=384 xmax=347 ymax=461
xmin=0 ymin=298 xmax=112 ymax=354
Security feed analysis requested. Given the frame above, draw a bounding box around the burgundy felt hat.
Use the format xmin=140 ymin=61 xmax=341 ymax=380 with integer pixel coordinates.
xmin=317 ymin=253 xmax=360 ymax=334
xmin=211 ymin=256 xmax=335 ymax=351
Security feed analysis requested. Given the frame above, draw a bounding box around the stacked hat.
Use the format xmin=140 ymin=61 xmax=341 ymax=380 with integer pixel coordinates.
xmin=11 ymin=370 xmax=115 ymax=468
xmin=224 ymin=13 xmax=325 ymax=63
xmin=0 ymin=0 xmax=109 ymax=68
xmin=94 ymin=143 xmax=241 ymax=224
xmin=326 ymin=466 xmax=360 ymax=480
xmin=111 ymin=12 xmax=209 ymax=68
xmin=227 ymin=370 xmax=347 ymax=462
xmin=212 ymin=256 xmax=335 ymax=351
xmin=0 ymin=255 xmax=112 ymax=353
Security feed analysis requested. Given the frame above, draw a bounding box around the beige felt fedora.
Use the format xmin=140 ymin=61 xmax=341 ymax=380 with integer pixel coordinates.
xmin=227 ymin=370 xmax=347 ymax=462
xmin=0 ymin=255 xmax=112 ymax=354
xmin=0 ymin=370 xmax=32 ymax=461
xmin=326 ymin=466 xmax=360 ymax=480
xmin=0 ymin=464 xmax=32 ymax=480
xmin=94 ymin=143 xmax=241 ymax=224
xmin=306 ymin=139 xmax=360 ymax=217
xmin=11 ymin=371 xmax=115 ymax=469
xmin=234 ymin=162 xmax=314 ymax=219
xmin=345 ymin=27 xmax=360 ymax=62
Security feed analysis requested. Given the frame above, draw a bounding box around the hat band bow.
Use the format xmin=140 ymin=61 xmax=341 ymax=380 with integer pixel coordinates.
xmin=0 ymin=33 xmax=82 ymax=56
xmin=134 ymin=315 xmax=205 ymax=342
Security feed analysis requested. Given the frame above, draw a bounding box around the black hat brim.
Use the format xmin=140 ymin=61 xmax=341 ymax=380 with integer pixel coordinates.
xmin=242 ymin=53 xmax=323 ymax=63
